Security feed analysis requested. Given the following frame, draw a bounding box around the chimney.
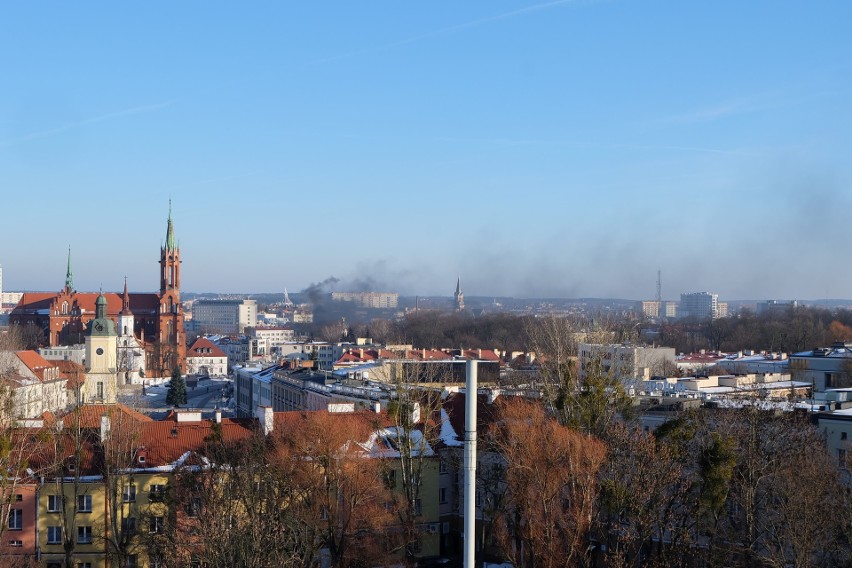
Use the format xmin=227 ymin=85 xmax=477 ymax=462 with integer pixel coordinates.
xmin=258 ymin=406 xmax=274 ymax=436
xmin=487 ymin=389 xmax=500 ymax=405
xmin=100 ymin=415 xmax=111 ymax=441
xmin=372 ymin=401 xmax=381 ymax=413
xmin=214 ymin=410 xmax=222 ymax=424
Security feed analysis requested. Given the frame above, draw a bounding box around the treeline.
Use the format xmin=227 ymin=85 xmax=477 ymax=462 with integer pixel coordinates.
xmin=659 ymin=306 xmax=852 ymax=354
xmin=318 ymin=312 xmax=534 ymax=353
xmin=479 ymin=400 xmax=851 ymax=568
xmin=332 ymin=306 xmax=852 ymax=356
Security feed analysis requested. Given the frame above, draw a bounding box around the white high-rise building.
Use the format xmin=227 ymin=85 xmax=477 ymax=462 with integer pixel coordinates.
xmin=192 ymin=299 xmax=258 ymax=334
xmin=680 ymin=292 xmax=719 ymax=320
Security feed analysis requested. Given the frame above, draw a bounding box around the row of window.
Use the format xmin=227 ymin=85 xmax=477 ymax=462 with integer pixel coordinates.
xmin=43 ymin=484 xmax=166 ymax=513
xmin=44 ymin=516 xmax=164 ymax=545
xmin=47 ymin=560 xmax=138 ymax=568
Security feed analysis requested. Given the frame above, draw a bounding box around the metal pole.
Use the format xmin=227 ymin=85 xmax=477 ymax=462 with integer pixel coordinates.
xmin=464 ymin=360 xmax=478 ymax=568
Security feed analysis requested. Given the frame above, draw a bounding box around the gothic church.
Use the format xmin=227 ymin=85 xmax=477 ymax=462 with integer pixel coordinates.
xmin=10 ymin=208 xmax=186 ymax=379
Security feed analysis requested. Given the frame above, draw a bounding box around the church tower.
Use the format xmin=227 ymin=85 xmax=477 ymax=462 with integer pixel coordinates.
xmin=83 ymin=292 xmax=118 ymax=403
xmin=64 ymin=246 xmax=74 ymax=293
xmin=455 ymin=276 xmax=465 ymax=311
xmin=118 ymin=277 xmax=134 ymax=338
xmin=157 ymin=203 xmax=186 ymax=376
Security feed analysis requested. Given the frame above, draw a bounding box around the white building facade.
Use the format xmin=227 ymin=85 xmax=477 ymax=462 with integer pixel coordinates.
xmin=192 ymin=299 xmax=258 ymax=334
xmin=679 ymin=292 xmax=719 ymax=320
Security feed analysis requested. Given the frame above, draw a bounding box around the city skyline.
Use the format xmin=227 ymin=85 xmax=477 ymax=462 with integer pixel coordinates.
xmin=2 ymin=2 xmax=851 ymax=299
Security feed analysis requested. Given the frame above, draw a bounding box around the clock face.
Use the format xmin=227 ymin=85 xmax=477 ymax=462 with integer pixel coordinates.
xmin=96 ymin=348 xmax=104 ymax=355
xmin=94 ymin=322 xmax=104 ymax=332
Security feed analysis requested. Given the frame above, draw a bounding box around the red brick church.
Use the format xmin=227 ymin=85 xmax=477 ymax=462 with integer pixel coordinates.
xmin=10 ymin=208 xmax=186 ymax=377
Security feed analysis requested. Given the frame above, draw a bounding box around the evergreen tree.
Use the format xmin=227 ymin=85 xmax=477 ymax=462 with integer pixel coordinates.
xmin=166 ymin=368 xmax=187 ymax=407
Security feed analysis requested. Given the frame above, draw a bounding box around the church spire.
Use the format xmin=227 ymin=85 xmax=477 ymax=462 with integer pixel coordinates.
xmin=64 ymin=246 xmax=74 ymax=291
xmin=120 ymin=276 xmax=132 ymax=315
xmin=165 ymin=198 xmax=177 ymax=252
xmin=454 ymin=275 xmax=465 ymax=311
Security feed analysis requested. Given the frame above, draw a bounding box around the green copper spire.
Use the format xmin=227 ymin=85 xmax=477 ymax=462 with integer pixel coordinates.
xmin=65 ymin=246 xmax=74 ymax=291
xmin=165 ymin=199 xmax=177 ymax=251
xmin=87 ymin=289 xmax=116 ymax=337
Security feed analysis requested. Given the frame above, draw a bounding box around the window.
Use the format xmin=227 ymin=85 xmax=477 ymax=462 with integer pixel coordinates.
xmin=8 ymin=539 xmax=22 ymax=547
xmin=414 ymin=498 xmax=422 ymax=517
xmin=439 ymin=487 xmax=448 ymax=504
xmin=8 ymin=509 xmax=22 ymax=531
xmin=76 ymin=563 xmax=92 ymax=568
xmin=383 ymin=469 xmax=396 ymax=489
xmin=47 ymin=526 xmax=62 ymax=544
xmin=121 ymin=517 xmax=137 ymax=535
xmin=78 ymin=525 xmax=92 ymax=544
xmin=125 ymin=555 xmax=138 ymax=568
xmin=150 ymin=516 xmax=164 ymax=534
xmin=48 ymin=563 xmax=64 ymax=568
xmin=843 ymin=432 xmax=848 ymax=441
xmin=122 ymin=484 xmax=137 ymax=503
xmin=439 ymin=459 xmax=448 ymax=474
xmin=77 ymin=494 xmax=92 ymax=513
xmin=149 ymin=484 xmax=166 ymax=502
xmin=14 ymin=494 xmax=22 ymax=502
xmin=187 ymin=496 xmax=201 ymax=517
xmin=97 ymin=382 xmax=104 ymax=399
xmin=48 ymin=495 xmax=63 ymax=512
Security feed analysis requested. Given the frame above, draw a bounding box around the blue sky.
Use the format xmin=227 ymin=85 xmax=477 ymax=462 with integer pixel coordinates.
xmin=2 ymin=1 xmax=851 ymax=300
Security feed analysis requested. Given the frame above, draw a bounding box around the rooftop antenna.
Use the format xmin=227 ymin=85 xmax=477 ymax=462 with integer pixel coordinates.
xmin=656 ymin=269 xmax=662 ymax=304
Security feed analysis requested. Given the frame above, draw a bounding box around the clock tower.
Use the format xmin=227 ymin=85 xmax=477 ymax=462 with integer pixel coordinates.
xmin=83 ymin=291 xmax=118 ymax=403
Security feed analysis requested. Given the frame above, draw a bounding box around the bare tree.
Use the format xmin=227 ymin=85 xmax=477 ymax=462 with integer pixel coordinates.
xmin=284 ymin=411 xmax=395 ymax=568
xmin=99 ymin=406 xmax=145 ymax=568
xmin=151 ymin=426 xmax=306 ymax=568
xmin=597 ymin=423 xmax=693 ymax=568
xmin=40 ymin=407 xmax=93 ymax=568
xmin=382 ymin=364 xmax=445 ymax=564
xmin=490 ymin=399 xmax=607 ymax=568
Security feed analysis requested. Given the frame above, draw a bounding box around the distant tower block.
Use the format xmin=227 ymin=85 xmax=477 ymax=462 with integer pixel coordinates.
xmin=455 ymin=276 xmax=465 ymax=311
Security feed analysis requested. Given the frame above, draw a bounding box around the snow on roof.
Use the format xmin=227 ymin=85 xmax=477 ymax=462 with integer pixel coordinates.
xmin=362 ymin=427 xmax=435 ymax=458
xmin=439 ymin=408 xmax=463 ymax=447
xmin=696 ymin=381 xmax=809 ymax=395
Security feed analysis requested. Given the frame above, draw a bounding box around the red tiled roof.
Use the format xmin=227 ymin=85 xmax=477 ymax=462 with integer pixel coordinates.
xmin=55 ymin=360 xmax=86 ymax=389
xmin=187 ymin=337 xmax=227 ymax=359
xmin=62 ymin=403 xmax=153 ymax=429
xmin=13 ymin=291 xmax=161 ymax=315
xmin=442 ymin=392 xmax=506 ymax=444
xmin=15 ymin=350 xmax=54 ymax=381
xmin=272 ymin=409 xmax=391 ymax=441
xmin=139 ymin=418 xmax=256 ymax=467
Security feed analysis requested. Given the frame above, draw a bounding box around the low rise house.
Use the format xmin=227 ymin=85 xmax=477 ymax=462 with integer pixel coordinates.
xmin=186 ymin=337 xmax=228 ymax=377
xmin=790 ymin=342 xmax=852 ymax=391
xmin=1 ymin=350 xmax=68 ymax=419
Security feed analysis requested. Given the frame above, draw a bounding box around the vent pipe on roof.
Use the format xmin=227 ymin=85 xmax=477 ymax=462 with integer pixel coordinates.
xmin=258 ymin=406 xmax=274 ymax=436
xmin=100 ymin=415 xmax=111 ymax=442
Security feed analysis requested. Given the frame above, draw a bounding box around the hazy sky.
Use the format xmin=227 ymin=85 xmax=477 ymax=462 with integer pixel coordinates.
xmin=2 ymin=1 xmax=851 ymax=301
